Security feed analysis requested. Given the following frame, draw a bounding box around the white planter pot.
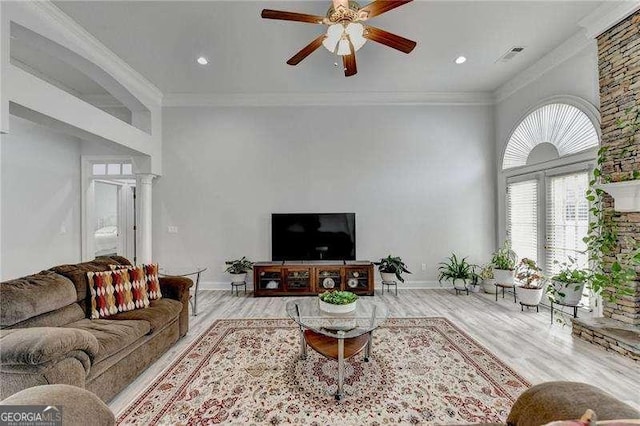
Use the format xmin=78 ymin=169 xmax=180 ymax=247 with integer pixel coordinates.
xmin=319 ymin=299 xmax=357 ymax=314
xmin=493 ymin=269 xmax=515 ymax=285
xmin=380 ymin=272 xmax=398 ymax=283
xmin=230 ymin=272 xmax=247 ymax=283
xmin=469 ymin=284 xmax=481 ymax=293
xmin=482 ymin=279 xmax=497 ymax=293
xmin=518 ymin=287 xmax=544 ymax=306
xmin=551 ymin=280 xmax=586 ymax=305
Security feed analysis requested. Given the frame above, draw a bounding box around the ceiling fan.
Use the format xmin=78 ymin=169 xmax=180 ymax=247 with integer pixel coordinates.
xmin=261 ymin=0 xmax=417 ymax=77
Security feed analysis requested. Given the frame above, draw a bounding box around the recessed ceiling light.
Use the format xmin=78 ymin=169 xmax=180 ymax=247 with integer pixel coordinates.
xmin=455 ymin=56 xmax=467 ymax=64
xmin=196 ymin=56 xmax=209 ymax=65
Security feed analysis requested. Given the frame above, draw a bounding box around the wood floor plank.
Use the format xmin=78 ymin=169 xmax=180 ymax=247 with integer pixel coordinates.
xmin=109 ymin=289 xmax=640 ymax=414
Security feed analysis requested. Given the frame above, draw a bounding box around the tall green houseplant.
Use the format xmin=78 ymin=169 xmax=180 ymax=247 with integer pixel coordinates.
xmin=584 ymin=110 xmax=639 ymax=303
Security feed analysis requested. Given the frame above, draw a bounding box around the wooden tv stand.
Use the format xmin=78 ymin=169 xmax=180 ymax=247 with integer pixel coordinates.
xmin=253 ymin=261 xmax=374 ymax=297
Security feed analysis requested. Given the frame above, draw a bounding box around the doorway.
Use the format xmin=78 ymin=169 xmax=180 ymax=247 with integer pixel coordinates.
xmin=82 ymin=158 xmax=137 ymax=262
xmin=506 ymin=165 xmax=591 ymax=306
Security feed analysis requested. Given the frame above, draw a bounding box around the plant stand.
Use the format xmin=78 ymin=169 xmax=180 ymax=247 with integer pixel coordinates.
xmin=520 ymin=302 xmax=539 ymax=312
xmin=230 ymin=281 xmax=247 ymax=296
xmin=454 ymin=287 xmax=469 ymax=296
xmin=495 ymin=283 xmax=517 ymax=303
xmin=381 ymin=280 xmax=398 ymax=296
xmin=550 ymin=300 xmax=580 ymax=323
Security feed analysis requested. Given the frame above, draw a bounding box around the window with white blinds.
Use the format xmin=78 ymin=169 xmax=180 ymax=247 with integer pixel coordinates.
xmin=545 ymin=172 xmax=589 ymax=276
xmin=507 ymin=180 xmax=538 ymax=264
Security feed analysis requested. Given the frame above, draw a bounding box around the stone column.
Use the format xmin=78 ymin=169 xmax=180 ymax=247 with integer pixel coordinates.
xmin=135 ymin=173 xmax=155 ymax=265
xmin=597 ymin=10 xmax=640 ymax=326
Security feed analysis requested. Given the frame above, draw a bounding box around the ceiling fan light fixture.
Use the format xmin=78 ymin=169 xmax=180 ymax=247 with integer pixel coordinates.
xmin=337 ymin=39 xmax=351 ymax=56
xmin=323 ymin=22 xmax=366 ymax=56
xmin=345 ymin=22 xmax=366 ymax=50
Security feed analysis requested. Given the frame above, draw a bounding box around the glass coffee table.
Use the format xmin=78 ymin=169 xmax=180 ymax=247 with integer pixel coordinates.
xmin=286 ymin=298 xmax=388 ymax=400
xmin=159 ymin=267 xmax=207 ymax=316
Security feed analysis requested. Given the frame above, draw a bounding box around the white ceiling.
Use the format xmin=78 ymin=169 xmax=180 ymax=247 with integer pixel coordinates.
xmin=53 ymin=1 xmax=604 ymax=95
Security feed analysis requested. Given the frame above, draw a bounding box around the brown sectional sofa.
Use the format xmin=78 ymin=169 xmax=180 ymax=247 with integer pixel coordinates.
xmin=0 ymin=256 xmax=192 ymax=402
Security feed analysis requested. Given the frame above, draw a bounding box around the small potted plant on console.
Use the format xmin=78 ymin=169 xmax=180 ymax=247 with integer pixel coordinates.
xmin=491 ymin=241 xmax=517 ymax=285
xmin=225 ymin=256 xmax=253 ymax=283
xmin=319 ymin=290 xmax=358 ymax=313
xmin=374 ymin=255 xmax=411 ymax=283
xmin=515 ymin=258 xmax=545 ymax=306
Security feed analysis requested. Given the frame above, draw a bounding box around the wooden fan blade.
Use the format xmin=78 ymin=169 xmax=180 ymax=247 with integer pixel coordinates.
xmin=357 ymin=0 xmax=413 ymax=20
xmin=363 ymin=25 xmax=416 ymax=53
xmin=261 ymin=9 xmax=325 ymax=24
xmin=287 ymin=34 xmax=327 ymax=65
xmin=342 ymin=36 xmax=357 ymax=77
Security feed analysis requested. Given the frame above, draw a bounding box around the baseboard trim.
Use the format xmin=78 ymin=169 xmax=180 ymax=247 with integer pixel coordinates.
xmin=199 ymin=280 xmax=445 ymax=291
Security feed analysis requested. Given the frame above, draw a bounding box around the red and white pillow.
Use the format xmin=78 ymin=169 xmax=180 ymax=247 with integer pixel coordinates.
xmin=110 ymin=262 xmax=162 ymax=300
xmin=89 ymin=263 xmax=161 ymax=319
xmin=88 ymin=269 xmax=136 ymax=319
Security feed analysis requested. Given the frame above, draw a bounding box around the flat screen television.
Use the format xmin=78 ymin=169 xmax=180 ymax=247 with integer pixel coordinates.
xmin=272 ymin=213 xmax=356 ymax=261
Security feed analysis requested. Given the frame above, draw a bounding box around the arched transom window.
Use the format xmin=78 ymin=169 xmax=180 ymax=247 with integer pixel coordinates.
xmin=502 ymin=103 xmax=599 ymax=170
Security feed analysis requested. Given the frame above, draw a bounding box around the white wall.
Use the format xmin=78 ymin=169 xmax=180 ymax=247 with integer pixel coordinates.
xmin=1 ymin=115 xmax=81 ymax=279
xmin=156 ymin=105 xmax=496 ymax=285
xmin=494 ymin=43 xmax=600 ymax=242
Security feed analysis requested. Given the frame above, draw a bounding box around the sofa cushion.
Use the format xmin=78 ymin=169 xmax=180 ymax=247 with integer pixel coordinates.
xmin=6 ymin=304 xmax=85 ymax=329
xmin=50 ymin=257 xmax=132 ymax=315
xmin=0 ymin=271 xmax=76 ymax=327
xmin=62 ymin=319 xmax=150 ymax=362
xmin=105 ymin=299 xmax=182 ymax=333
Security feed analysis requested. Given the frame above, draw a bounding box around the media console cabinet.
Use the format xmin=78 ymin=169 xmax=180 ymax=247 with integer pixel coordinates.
xmin=253 ymin=261 xmax=375 ymax=297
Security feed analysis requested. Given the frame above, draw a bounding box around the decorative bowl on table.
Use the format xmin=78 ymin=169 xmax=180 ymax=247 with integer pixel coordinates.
xmin=319 ymin=290 xmax=358 ymax=314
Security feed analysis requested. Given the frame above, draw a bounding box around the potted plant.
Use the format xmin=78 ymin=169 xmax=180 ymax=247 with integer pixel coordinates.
xmin=515 ymin=258 xmax=545 ymax=306
xmin=479 ymin=264 xmax=497 ymax=294
xmin=491 ymin=241 xmax=517 ymax=285
xmin=374 ymin=255 xmax=411 ymax=283
xmin=548 ymin=258 xmax=590 ymax=306
xmin=437 ymin=253 xmax=475 ymax=290
xmin=225 ymin=256 xmax=253 ymax=283
xmin=319 ymin=290 xmax=358 ymax=313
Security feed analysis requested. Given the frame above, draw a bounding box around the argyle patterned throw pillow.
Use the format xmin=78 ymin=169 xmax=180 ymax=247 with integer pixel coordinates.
xmin=143 ymin=263 xmax=162 ymax=300
xmin=88 ymin=270 xmax=119 ymax=319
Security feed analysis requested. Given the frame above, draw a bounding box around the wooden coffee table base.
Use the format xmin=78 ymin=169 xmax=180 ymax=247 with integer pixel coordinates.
xmin=301 ymin=330 xmax=372 ymax=400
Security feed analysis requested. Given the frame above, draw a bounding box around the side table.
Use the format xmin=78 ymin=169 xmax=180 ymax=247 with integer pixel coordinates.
xmin=159 ymin=267 xmax=207 ymax=316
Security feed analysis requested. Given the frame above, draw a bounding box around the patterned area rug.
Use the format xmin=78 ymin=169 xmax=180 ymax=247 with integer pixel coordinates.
xmin=117 ymin=318 xmax=529 ymax=425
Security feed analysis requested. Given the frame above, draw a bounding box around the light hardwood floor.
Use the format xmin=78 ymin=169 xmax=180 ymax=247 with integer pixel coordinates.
xmin=109 ymin=289 xmax=640 ymax=415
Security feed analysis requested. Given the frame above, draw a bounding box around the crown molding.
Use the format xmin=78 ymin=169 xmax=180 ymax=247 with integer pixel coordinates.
xmin=162 ymin=91 xmax=496 ymax=107
xmin=22 ymin=1 xmax=163 ymax=107
xmin=493 ymin=30 xmax=594 ymax=104
xmin=579 ymin=1 xmax=640 ymax=39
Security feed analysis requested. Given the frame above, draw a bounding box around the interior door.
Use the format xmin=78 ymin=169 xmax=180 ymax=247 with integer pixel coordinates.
xmin=94 ymin=181 xmax=120 ymax=257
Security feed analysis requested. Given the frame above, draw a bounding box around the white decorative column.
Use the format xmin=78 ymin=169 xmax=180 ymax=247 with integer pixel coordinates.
xmin=135 ymin=173 xmax=155 ymax=264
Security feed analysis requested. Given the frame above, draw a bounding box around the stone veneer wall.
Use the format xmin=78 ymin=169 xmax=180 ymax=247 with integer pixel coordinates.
xmin=597 ymin=10 xmax=640 ymax=326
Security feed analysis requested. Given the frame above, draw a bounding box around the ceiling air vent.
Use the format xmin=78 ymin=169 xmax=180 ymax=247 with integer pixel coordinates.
xmin=497 ymin=46 xmax=525 ymax=63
